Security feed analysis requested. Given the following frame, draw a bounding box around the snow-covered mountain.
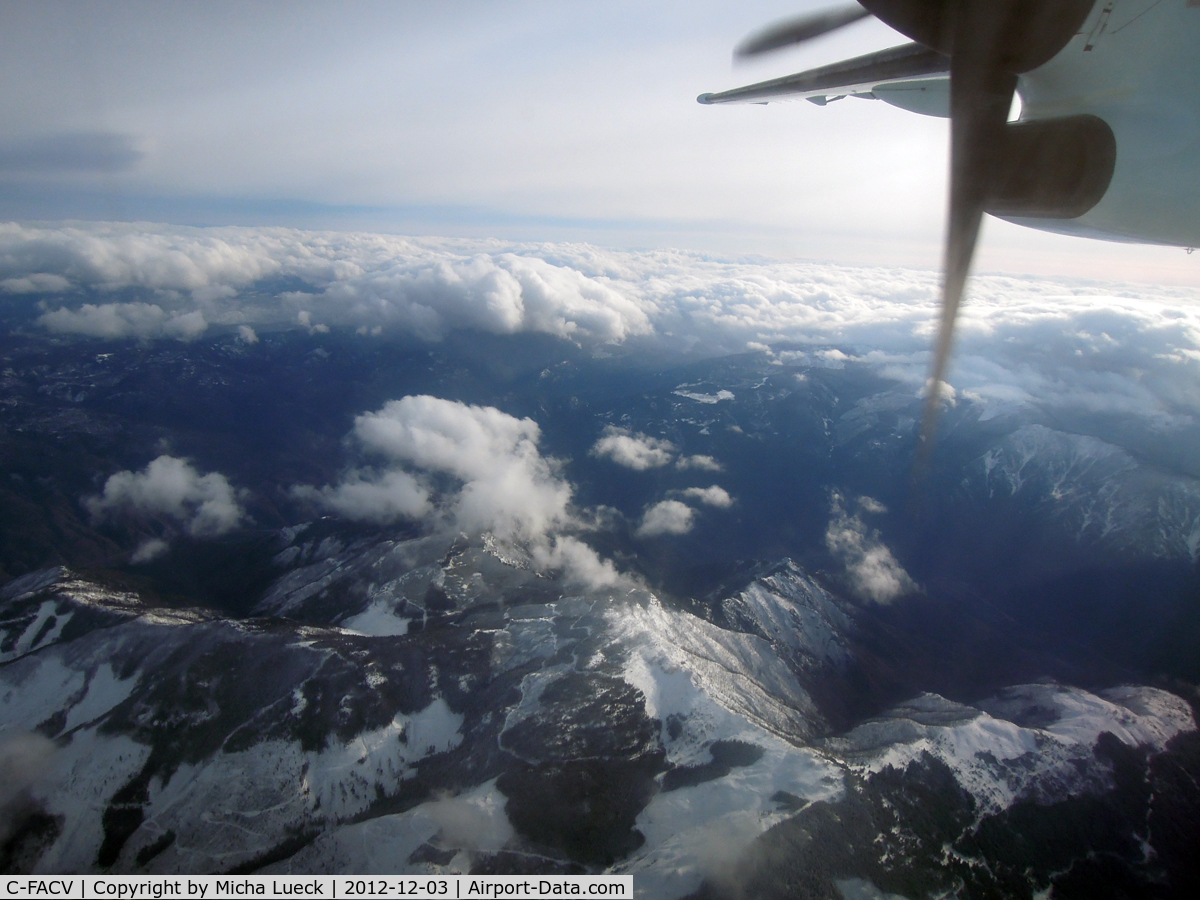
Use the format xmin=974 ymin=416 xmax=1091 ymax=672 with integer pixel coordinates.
xmin=3 ymin=539 xmax=1194 ymax=897
xmin=971 ymin=424 xmax=1200 ymax=561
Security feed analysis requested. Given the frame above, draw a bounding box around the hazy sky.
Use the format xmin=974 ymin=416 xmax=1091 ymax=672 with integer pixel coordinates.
xmin=2 ymin=0 xmax=1198 ymax=284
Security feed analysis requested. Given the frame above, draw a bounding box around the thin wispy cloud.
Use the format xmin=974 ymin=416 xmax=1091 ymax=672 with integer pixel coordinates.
xmin=0 ymin=132 xmax=146 ymax=174
xmin=824 ymin=493 xmax=916 ymax=604
xmin=291 ymin=469 xmax=431 ymax=525
xmin=0 ymin=732 xmax=56 ymax=844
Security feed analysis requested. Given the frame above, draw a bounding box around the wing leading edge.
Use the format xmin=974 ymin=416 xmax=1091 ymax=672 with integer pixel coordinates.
xmin=698 ymin=42 xmax=948 ymax=107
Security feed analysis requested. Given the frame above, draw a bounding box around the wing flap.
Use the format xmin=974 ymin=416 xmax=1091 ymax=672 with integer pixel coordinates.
xmin=698 ymin=42 xmax=949 ymax=106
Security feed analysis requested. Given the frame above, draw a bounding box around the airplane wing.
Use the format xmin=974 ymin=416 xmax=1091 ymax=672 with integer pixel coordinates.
xmin=702 ymin=1 xmax=1103 ymax=464
xmin=697 ymin=42 xmax=948 ymax=108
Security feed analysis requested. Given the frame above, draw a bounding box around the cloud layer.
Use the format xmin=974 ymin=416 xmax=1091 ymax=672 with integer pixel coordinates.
xmin=0 ymin=223 xmax=651 ymax=344
xmin=4 ymin=221 xmax=1200 ymax=430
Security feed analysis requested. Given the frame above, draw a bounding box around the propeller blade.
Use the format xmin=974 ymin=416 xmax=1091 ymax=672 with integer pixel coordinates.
xmin=714 ymin=0 xmax=1101 ymax=466
xmin=916 ymin=2 xmax=1018 ymax=462
xmin=735 ymin=4 xmax=871 ymax=59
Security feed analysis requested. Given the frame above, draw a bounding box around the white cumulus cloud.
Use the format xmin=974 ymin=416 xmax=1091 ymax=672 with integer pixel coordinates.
xmin=531 ymin=535 xmax=625 ymax=589
xmin=590 ymin=426 xmax=677 ymax=470
xmin=1 ymin=223 xmax=652 ymax=345
xmin=85 ymin=455 xmax=246 ymax=538
xmin=296 ymin=395 xmax=625 ymax=588
xmin=856 ymin=496 xmax=888 ymax=515
xmin=637 ymin=500 xmax=696 ymax=537
xmin=352 ymin=396 xmax=573 ymax=541
xmin=681 ymin=486 xmax=734 ymax=508
xmin=676 ymin=454 xmax=723 ymax=472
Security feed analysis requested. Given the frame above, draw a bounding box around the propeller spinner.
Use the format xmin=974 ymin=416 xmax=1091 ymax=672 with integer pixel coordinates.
xmin=731 ymin=1 xmax=1097 ymax=459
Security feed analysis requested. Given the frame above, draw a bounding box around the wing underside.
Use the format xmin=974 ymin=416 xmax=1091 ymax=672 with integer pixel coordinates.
xmin=698 ymin=42 xmax=949 ymax=107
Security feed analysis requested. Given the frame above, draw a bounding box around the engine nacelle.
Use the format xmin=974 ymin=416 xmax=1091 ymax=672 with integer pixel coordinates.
xmin=986 ymin=114 xmax=1116 ymax=219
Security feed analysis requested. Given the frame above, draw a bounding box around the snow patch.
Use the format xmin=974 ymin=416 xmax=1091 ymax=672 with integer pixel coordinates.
xmin=0 ymin=655 xmax=86 ymax=732
xmin=32 ymin=730 xmax=152 ymax=873
xmin=830 ymin=685 xmax=1196 ymax=819
xmin=619 ymin=735 xmax=842 ymax=899
xmin=673 ymin=389 xmax=735 ymax=404
xmin=131 ymin=698 xmax=462 ymax=872
xmin=611 ymin=598 xmax=822 ymax=744
xmin=340 ymin=599 xmax=409 ymax=637
xmin=63 ymin=664 xmax=137 ymax=732
xmin=0 ymin=567 xmax=68 ymax=603
xmin=723 ymin=564 xmax=853 ymax=672
xmin=985 ymin=683 xmax=1194 ymax=751
xmin=0 ymin=600 xmax=73 ymax=664
xmin=975 ymin=425 xmax=1200 ymax=560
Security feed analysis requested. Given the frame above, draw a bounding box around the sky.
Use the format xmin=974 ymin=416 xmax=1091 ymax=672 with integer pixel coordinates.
xmin=1 ymin=0 xmax=1198 ymax=285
